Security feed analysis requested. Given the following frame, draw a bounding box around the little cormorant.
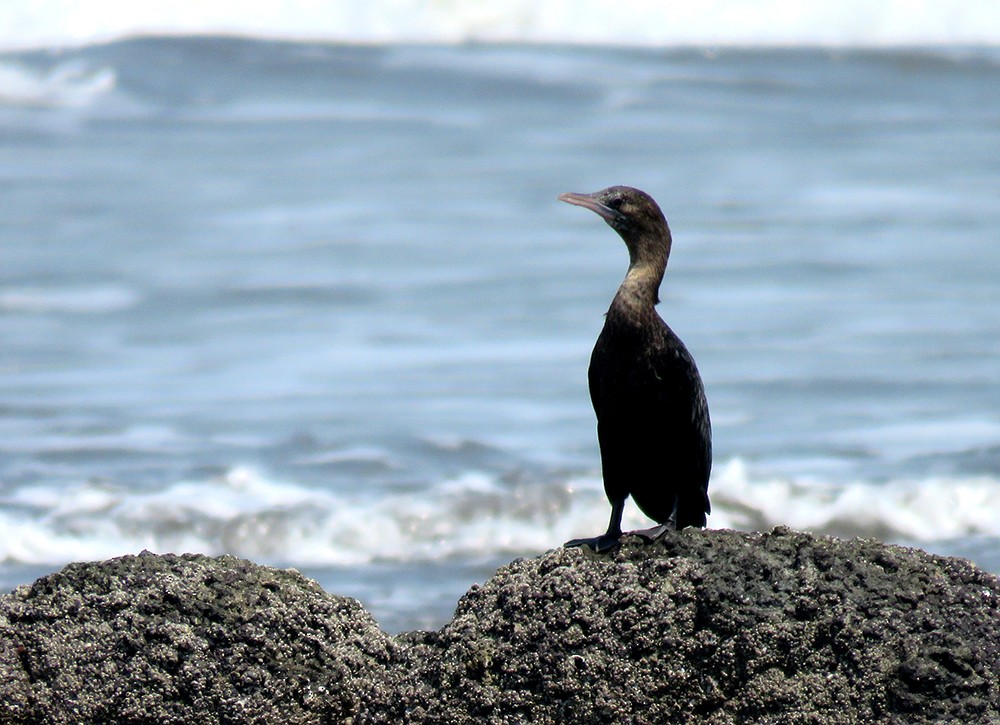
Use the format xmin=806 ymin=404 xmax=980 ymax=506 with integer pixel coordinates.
xmin=559 ymin=186 xmax=712 ymax=552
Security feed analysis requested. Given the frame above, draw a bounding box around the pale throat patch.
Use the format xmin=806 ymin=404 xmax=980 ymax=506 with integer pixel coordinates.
xmin=614 ymin=264 xmax=662 ymax=313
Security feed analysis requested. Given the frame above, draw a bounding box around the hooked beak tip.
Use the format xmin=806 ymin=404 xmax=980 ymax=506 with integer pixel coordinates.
xmin=558 ymin=191 xmax=618 ymax=223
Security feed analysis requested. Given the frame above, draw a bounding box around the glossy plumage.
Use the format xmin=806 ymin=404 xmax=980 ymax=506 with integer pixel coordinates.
xmin=559 ymin=186 xmax=711 ymax=551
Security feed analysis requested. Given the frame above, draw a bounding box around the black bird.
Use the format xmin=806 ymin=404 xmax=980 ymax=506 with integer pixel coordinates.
xmin=559 ymin=186 xmax=711 ymax=552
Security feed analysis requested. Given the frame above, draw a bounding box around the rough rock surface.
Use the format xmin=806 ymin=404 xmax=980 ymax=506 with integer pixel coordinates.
xmin=2 ymin=528 xmax=998 ymax=724
xmin=0 ymin=552 xmax=402 ymax=723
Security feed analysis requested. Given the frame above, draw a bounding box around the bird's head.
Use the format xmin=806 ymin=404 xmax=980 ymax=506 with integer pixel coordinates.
xmin=558 ymin=185 xmax=671 ymax=265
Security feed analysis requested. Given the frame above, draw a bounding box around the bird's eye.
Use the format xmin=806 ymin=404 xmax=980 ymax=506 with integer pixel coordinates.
xmin=607 ymin=197 xmax=623 ymax=210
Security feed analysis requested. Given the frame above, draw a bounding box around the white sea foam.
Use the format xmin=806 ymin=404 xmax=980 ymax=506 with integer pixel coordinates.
xmin=0 ymin=0 xmax=998 ymax=51
xmin=2 ymin=461 xmax=999 ymax=567
xmin=711 ymin=460 xmax=1000 ymax=539
xmin=0 ymin=60 xmax=115 ymax=107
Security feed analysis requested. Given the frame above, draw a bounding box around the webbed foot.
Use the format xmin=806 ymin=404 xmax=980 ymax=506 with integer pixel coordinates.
xmin=564 ymin=533 xmax=622 ymax=553
xmin=626 ymin=523 xmax=671 ymax=542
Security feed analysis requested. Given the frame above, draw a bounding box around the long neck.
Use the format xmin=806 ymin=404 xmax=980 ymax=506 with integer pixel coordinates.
xmin=610 ymin=229 xmax=669 ymax=316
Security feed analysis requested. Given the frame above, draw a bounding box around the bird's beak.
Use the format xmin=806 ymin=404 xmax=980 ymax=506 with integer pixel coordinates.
xmin=557 ymin=192 xmax=620 ymax=223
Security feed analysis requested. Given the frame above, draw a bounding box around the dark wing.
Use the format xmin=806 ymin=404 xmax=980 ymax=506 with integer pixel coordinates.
xmin=589 ymin=314 xmax=712 ymax=527
xmin=666 ymin=338 xmax=712 ymax=527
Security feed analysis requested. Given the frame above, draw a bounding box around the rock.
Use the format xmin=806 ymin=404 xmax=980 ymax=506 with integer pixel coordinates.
xmin=0 ymin=552 xmax=402 ymax=724
xmin=2 ymin=528 xmax=999 ymax=724
xmin=409 ymin=527 xmax=1000 ymax=724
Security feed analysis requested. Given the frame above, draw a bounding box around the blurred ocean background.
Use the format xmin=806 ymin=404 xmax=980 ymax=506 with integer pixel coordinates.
xmin=1 ymin=2 xmax=999 ymax=632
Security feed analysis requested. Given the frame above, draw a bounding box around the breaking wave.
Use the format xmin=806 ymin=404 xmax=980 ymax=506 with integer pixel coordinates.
xmin=3 ymin=460 xmax=999 ymax=567
xmin=0 ymin=60 xmax=115 ymax=107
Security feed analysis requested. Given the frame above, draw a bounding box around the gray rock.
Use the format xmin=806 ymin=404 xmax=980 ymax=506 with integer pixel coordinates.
xmin=0 ymin=551 xmax=402 ymax=724
xmin=2 ymin=528 xmax=998 ymax=724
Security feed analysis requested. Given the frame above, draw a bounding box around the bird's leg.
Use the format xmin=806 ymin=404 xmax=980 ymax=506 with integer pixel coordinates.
xmin=565 ymin=498 xmax=625 ymax=552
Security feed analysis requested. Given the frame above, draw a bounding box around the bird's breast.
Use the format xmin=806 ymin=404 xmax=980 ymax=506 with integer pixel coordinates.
xmin=588 ymin=313 xmax=702 ymax=417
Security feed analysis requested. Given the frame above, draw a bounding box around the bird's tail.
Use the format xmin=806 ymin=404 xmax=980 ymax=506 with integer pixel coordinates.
xmin=674 ymin=491 xmax=709 ymax=529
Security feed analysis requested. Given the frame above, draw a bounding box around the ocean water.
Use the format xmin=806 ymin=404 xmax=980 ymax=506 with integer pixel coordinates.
xmin=2 ymin=17 xmax=1000 ymax=632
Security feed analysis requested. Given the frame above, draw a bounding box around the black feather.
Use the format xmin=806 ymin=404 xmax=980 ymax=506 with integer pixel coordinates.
xmin=560 ymin=185 xmax=712 ymax=549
